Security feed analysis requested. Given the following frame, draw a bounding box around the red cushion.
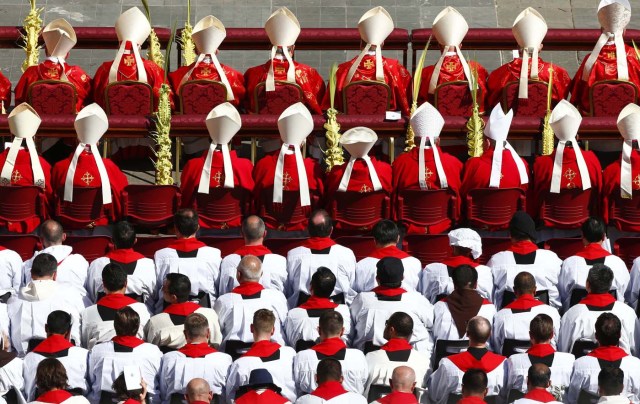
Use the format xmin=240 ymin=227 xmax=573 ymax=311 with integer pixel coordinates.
xmin=591 ymin=82 xmax=638 ymax=117
xmin=434 ymin=82 xmax=475 ymax=116
xmin=179 ymin=81 xmax=227 ymax=114
xmin=29 ymin=82 xmax=77 ymax=115
xmin=503 ymin=81 xmax=548 ymax=117
xmin=343 ymin=82 xmax=390 ymax=115
xmin=106 ymin=83 xmax=153 ymax=116
xmin=255 ymin=82 xmax=303 ymax=115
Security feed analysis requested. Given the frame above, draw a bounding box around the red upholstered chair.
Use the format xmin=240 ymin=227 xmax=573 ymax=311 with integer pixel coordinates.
xmin=254 ymin=80 xmax=304 ymax=115
xmin=0 ymin=186 xmax=46 ymax=233
xmin=333 ymin=236 xmax=375 ymax=261
xmin=396 ymin=189 xmax=457 ymax=234
xmin=342 ymin=80 xmax=391 ymax=115
xmin=433 ymin=81 xmax=476 ymax=116
xmin=64 ymin=236 xmax=111 ymax=262
xmin=544 ymin=238 xmax=584 ymax=261
xmin=27 ymin=80 xmax=78 ymax=115
xmin=179 ymin=80 xmax=227 ymax=114
xmin=264 ymin=238 xmax=307 ymax=256
xmin=478 ymin=237 xmax=512 ymax=265
xmin=590 ymin=80 xmax=639 ymax=117
xmin=539 ymin=188 xmax=592 ymax=229
xmin=194 ymin=188 xmax=251 ymax=230
xmin=0 ymin=235 xmax=39 ymax=260
xmin=608 ymin=190 xmax=640 ymax=232
xmin=105 ymin=81 xmax=154 ymax=116
xmin=259 ymin=189 xmax=316 ymax=231
xmin=199 ymin=237 xmax=244 ymax=257
xmin=466 ymin=188 xmax=526 ymax=230
xmin=55 ymin=187 xmax=109 ymax=230
xmin=402 ymin=234 xmax=451 ymax=267
xmin=122 ymin=185 xmax=181 ymax=229
xmin=614 ymin=237 xmax=640 ymax=269
xmin=133 ymin=236 xmax=176 ymax=259
xmin=502 ymin=80 xmax=549 ymax=118
xmin=330 ymin=191 xmax=390 ymax=234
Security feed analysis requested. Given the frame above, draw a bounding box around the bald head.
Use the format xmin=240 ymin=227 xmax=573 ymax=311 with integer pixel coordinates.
xmin=390 ymin=366 xmax=416 ymax=393
xmin=185 ymin=378 xmax=212 ymax=403
xmin=527 ymin=364 xmax=552 ymax=390
xmin=237 ymin=255 xmax=263 ymax=283
xmin=242 ymin=216 xmax=266 ymax=243
xmin=467 ymin=316 xmax=492 ymax=346
xmin=308 ymin=210 xmax=333 ymax=238
xmin=41 ymin=220 xmax=64 ymax=247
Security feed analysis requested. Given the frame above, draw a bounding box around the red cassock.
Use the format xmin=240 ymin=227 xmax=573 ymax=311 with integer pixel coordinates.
xmin=486 ymin=57 xmax=571 ymax=110
xmin=179 ymin=149 xmax=255 ymax=212
xmin=325 ymin=157 xmax=392 ymax=203
xmin=244 ymin=59 xmax=326 ymax=114
xmin=324 ymin=55 xmax=411 ymax=115
xmin=252 ymin=151 xmax=325 ymax=231
xmin=0 ymin=149 xmax=52 ymax=233
xmin=168 ymin=60 xmax=246 ymax=108
xmin=602 ymin=149 xmax=640 ymax=228
xmin=92 ymin=42 xmax=173 ymax=112
xmin=417 ymin=57 xmax=489 ymax=113
xmin=0 ymin=70 xmax=10 ymax=107
xmin=531 ymin=147 xmax=603 ymax=221
xmin=459 ymin=148 xmax=530 ymax=199
xmin=391 ymin=147 xmax=463 ymax=233
xmin=570 ymin=44 xmax=640 ymax=115
xmin=15 ymin=60 xmax=92 ymax=112
xmin=51 ymin=150 xmax=129 ymax=225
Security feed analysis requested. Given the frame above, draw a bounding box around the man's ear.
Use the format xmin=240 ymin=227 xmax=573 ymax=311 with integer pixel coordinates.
xmin=61 ymin=233 xmax=67 ymax=243
xmin=340 ymin=327 xmax=345 ymax=337
xmin=250 ymin=324 xmax=255 ymax=334
xmin=52 ymin=271 xmax=57 ymax=281
xmin=270 ymin=326 xmax=275 ymax=337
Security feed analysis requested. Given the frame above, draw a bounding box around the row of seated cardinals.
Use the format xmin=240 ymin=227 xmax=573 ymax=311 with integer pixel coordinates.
xmin=3 ymin=3 xmax=639 ymax=119
xmin=1 ymin=212 xmax=640 ymax=403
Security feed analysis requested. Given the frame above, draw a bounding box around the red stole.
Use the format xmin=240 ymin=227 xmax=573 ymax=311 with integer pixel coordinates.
xmin=508 ymin=241 xmax=538 ymax=255
xmin=97 ymin=293 xmax=137 ymax=309
xmin=579 ymin=293 xmax=616 ymax=307
xmin=311 ymin=381 xmax=348 ymax=400
xmin=235 ymin=389 xmax=289 ymax=404
xmin=106 ymin=248 xmax=145 ymax=264
xmin=169 ymin=238 xmax=206 ymax=253
xmin=504 ymin=294 xmax=545 ymax=310
xmin=178 ymin=342 xmax=217 ymax=358
xmin=35 ymin=390 xmax=73 ymax=403
xmin=442 ymin=255 xmax=479 ymax=268
xmin=587 ymin=346 xmax=628 ymax=361
xmin=380 ymin=338 xmax=412 ymax=352
xmin=448 ymin=348 xmax=506 ymax=373
xmin=241 ymin=340 xmax=281 ymax=358
xmin=117 ymin=42 xmax=140 ymax=81
xmin=32 ymin=334 xmax=74 ymax=354
xmin=163 ymin=302 xmax=201 ymax=316
xmin=527 ymin=344 xmax=556 ymax=357
xmin=576 ymin=243 xmax=611 ymax=260
xmin=369 ymin=245 xmax=410 ymax=259
xmin=299 ymin=296 xmax=338 ymax=310
xmin=302 ymin=237 xmax=337 ymax=250
xmin=523 ymin=389 xmax=559 ymax=403
xmin=311 ymin=337 xmax=346 ymax=356
xmin=372 ymin=286 xmax=407 ymax=297
xmin=234 ymin=245 xmax=272 ymax=257
xmin=232 ymin=282 xmax=265 ymax=296
xmin=376 ymin=391 xmax=419 ymax=404
xmin=112 ymin=335 xmax=145 ymax=348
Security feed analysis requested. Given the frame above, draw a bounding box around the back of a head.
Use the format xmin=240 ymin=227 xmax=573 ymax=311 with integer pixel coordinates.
xmin=40 ymin=220 xmax=64 ymax=246
xmin=114 ymin=306 xmax=140 ymax=337
xmin=462 ymin=368 xmax=488 ymax=397
xmin=452 ymin=265 xmax=478 ymax=290
xmin=308 ymin=210 xmax=333 ymax=238
xmin=46 ymin=310 xmax=72 ymax=336
xmin=513 ymin=271 xmax=536 ymax=295
xmin=112 ymin=372 xmax=142 ymax=401
xmin=599 ymin=367 xmax=625 ymax=397
xmin=252 ymin=309 xmax=276 ymax=335
xmin=587 ymin=264 xmax=614 ymax=294
xmin=102 ymin=263 xmax=128 ymax=292
xmin=373 ymin=220 xmax=399 ymax=246
xmin=319 ymin=310 xmax=344 ymax=338
xmin=175 ymin=208 xmax=199 ymax=237
xmin=31 ymin=253 xmax=58 ymax=279
xmin=527 ymin=364 xmax=551 ymax=389
xmin=376 ymin=257 xmax=404 ymax=288
xmin=529 ymin=314 xmax=554 ymax=344
xmin=166 ymin=272 xmax=192 ymax=302
xmin=242 ymin=215 xmax=266 ymax=243
xmin=36 ymin=358 xmax=68 ymax=392
xmin=112 ymin=221 xmax=136 ymax=249
xmin=184 ymin=313 xmax=209 ymax=341
xmin=582 ymin=217 xmax=606 ymax=243
xmin=509 ymin=211 xmax=536 ymax=242
xmin=316 ymin=358 xmax=342 ymax=385
xmin=238 ymin=255 xmax=263 ymax=282
xmin=466 ymin=316 xmax=491 ymax=345
xmin=311 ymin=267 xmax=337 ymax=298
xmin=386 ymin=311 xmax=414 ymax=340
xmin=595 ymin=312 xmax=622 ymax=347
xmin=391 ymin=366 xmax=416 ymax=393
xmin=186 ymin=378 xmax=212 ymax=402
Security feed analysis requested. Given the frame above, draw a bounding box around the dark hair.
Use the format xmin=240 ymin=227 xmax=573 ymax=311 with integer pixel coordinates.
xmin=582 ymin=217 xmax=606 ymax=243
xmin=40 ymin=220 xmax=64 ymax=245
xmin=452 ymin=265 xmax=478 ymax=290
xmin=528 ymin=364 xmax=551 ymax=389
xmin=31 ymin=253 xmax=57 ymax=278
xmin=587 ymin=264 xmax=614 ymax=294
xmin=35 ymin=358 xmax=69 ymax=392
xmin=462 ymin=368 xmax=488 ymax=395
xmin=112 ymin=372 xmax=142 ymax=400
xmin=46 ymin=310 xmax=72 ymax=336
xmin=114 ymin=307 xmax=140 ymax=337
xmin=252 ymin=309 xmax=276 ymax=334
xmin=308 ymin=210 xmax=333 ymax=238
xmin=386 ymin=312 xmax=413 ymax=339
xmin=513 ymin=271 xmax=536 ymax=295
xmin=166 ymin=273 xmax=192 ymax=302
xmin=311 ymin=267 xmax=337 ymax=298
xmin=184 ymin=313 xmax=209 ymax=340
xmin=529 ymin=314 xmax=554 ymax=343
xmin=317 ymin=358 xmax=342 ymax=384
xmin=319 ymin=310 xmax=344 ymax=337
xmin=595 ymin=312 xmax=622 ymax=347
xmin=112 ymin=221 xmax=136 ymax=249
xmin=175 ymin=208 xmax=199 ymax=237
xmin=102 ymin=263 xmax=128 ymax=292
xmin=598 ymin=367 xmax=625 ymax=396
xmin=372 ymin=220 xmax=399 ymax=246
xmin=242 ymin=216 xmax=266 ymax=243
